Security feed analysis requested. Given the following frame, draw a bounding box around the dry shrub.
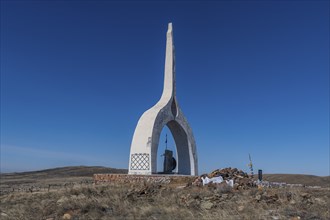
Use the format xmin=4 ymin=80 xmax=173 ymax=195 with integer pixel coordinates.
xmin=1 ymin=181 xmax=329 ymax=220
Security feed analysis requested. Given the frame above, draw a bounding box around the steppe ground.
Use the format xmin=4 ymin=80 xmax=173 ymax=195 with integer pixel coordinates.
xmin=0 ymin=166 xmax=329 ymax=220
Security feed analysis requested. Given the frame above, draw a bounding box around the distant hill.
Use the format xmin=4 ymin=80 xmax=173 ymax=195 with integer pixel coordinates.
xmin=1 ymin=166 xmax=328 ymax=188
xmin=261 ymin=174 xmax=330 ymax=187
xmin=0 ymin=166 xmax=128 ymax=179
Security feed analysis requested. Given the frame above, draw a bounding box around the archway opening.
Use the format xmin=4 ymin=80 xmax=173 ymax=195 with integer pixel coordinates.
xmin=153 ymin=120 xmax=192 ymax=175
xmin=157 ymin=125 xmax=178 ymax=173
xmin=166 ymin=120 xmax=191 ymax=175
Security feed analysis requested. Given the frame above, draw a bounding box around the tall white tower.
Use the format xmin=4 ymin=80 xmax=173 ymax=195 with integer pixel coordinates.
xmin=128 ymin=23 xmax=198 ymax=176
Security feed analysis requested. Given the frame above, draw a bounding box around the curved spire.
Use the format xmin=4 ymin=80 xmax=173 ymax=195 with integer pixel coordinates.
xmin=161 ymin=22 xmax=176 ymax=100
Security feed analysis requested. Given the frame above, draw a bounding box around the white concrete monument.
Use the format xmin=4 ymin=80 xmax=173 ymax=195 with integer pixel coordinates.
xmin=128 ymin=23 xmax=198 ymax=176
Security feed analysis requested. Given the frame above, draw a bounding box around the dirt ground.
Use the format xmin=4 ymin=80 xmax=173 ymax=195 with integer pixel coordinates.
xmin=0 ymin=167 xmax=329 ymax=220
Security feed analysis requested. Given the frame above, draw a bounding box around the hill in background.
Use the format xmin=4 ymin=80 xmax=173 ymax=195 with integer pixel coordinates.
xmin=0 ymin=166 xmax=127 ymax=180
xmin=1 ymin=166 xmax=328 ymax=187
xmin=262 ymin=174 xmax=329 ymax=188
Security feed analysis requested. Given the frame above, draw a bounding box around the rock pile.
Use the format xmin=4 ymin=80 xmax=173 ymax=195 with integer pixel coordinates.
xmin=209 ymin=167 xmax=249 ymax=179
xmin=194 ymin=167 xmax=255 ymax=189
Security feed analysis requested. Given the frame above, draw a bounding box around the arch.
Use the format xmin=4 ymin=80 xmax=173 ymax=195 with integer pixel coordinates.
xmin=166 ymin=120 xmax=191 ymax=174
xmin=128 ymin=23 xmax=198 ymax=176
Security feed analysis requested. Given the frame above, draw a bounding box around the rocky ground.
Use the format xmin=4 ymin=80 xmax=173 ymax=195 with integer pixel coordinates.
xmin=0 ymin=181 xmax=329 ymax=220
xmin=0 ymin=167 xmax=329 ymax=219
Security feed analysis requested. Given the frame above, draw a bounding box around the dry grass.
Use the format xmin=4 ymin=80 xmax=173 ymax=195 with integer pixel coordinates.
xmin=1 ymin=167 xmax=329 ymax=219
xmin=1 ymin=181 xmax=329 ymax=220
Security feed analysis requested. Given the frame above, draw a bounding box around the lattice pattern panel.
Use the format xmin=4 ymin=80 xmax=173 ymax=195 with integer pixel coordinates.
xmin=130 ymin=153 xmax=150 ymax=170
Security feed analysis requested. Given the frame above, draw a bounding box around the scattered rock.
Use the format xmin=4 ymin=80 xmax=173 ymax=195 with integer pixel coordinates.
xmin=300 ymin=193 xmax=310 ymax=198
xmin=57 ymin=196 xmax=69 ymax=205
xmin=290 ymin=200 xmax=296 ymax=205
xmin=314 ymin=197 xmax=326 ymax=205
xmin=238 ymin=205 xmax=244 ymax=212
xmin=222 ymin=194 xmax=228 ymax=199
xmin=200 ymin=201 xmax=214 ymax=210
xmin=62 ymin=213 xmax=71 ymax=219
xmin=1 ymin=212 xmax=8 ymax=217
xmin=203 ymin=196 xmax=213 ymax=201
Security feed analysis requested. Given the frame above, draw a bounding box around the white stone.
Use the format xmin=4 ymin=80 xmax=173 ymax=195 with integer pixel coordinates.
xmin=128 ymin=23 xmax=198 ymax=175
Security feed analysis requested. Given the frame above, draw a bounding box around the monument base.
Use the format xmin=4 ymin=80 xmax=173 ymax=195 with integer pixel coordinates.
xmin=93 ymin=174 xmax=196 ymax=185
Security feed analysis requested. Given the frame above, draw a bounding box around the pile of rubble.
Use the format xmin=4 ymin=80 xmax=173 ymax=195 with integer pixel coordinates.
xmin=193 ymin=167 xmax=255 ymax=189
xmin=208 ymin=167 xmax=249 ymax=179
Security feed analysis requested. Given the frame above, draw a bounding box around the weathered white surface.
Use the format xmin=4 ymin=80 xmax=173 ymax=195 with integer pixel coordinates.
xmin=128 ymin=23 xmax=198 ymax=175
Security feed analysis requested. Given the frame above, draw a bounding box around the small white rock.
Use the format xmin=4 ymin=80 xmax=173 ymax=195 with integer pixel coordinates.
xmin=62 ymin=213 xmax=71 ymax=219
xmin=238 ymin=205 xmax=244 ymax=212
xmin=1 ymin=212 xmax=8 ymax=217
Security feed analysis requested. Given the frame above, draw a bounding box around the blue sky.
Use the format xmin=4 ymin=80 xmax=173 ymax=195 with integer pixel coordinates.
xmin=1 ymin=1 xmax=329 ymax=176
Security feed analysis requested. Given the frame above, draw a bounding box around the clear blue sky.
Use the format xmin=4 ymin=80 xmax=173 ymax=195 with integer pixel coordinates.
xmin=1 ymin=1 xmax=329 ymax=176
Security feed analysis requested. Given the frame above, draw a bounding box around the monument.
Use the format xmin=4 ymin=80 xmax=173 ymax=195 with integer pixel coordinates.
xmin=128 ymin=23 xmax=198 ymax=176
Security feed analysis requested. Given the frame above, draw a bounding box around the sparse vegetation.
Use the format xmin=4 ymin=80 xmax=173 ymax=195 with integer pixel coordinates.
xmin=0 ymin=167 xmax=329 ymax=220
xmin=1 ymin=182 xmax=329 ymax=219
